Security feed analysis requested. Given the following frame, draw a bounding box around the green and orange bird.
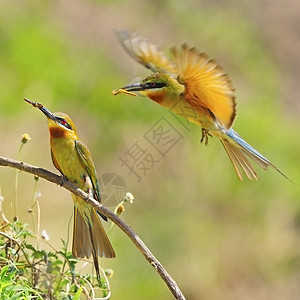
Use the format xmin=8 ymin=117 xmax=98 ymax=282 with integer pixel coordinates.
xmin=113 ymin=30 xmax=290 ymax=181
xmin=24 ymin=98 xmax=115 ymax=280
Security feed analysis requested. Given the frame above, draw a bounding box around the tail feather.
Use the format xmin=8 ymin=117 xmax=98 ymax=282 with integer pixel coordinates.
xmin=73 ymin=207 xmax=92 ymax=258
xmin=221 ymin=138 xmax=258 ymax=180
xmin=91 ymin=208 xmax=116 ymax=258
xmin=72 ymin=207 xmax=116 ymax=279
xmin=220 ymin=128 xmax=291 ymax=182
xmin=88 ymin=221 xmax=101 ymax=281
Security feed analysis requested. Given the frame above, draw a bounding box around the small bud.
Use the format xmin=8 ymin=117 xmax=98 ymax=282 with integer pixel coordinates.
xmin=21 ymin=133 xmax=31 ymax=144
xmin=34 ymin=175 xmax=39 ymax=182
xmin=124 ymin=192 xmax=134 ymax=203
xmin=116 ymin=204 xmax=125 ymax=215
xmin=0 ymin=219 xmax=9 ymax=230
xmin=105 ymin=268 xmax=114 ymax=278
xmin=41 ymin=230 xmax=50 ymax=241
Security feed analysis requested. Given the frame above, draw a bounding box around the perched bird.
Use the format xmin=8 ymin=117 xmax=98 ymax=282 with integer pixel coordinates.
xmin=113 ymin=30 xmax=290 ymax=181
xmin=24 ymin=98 xmax=115 ymax=280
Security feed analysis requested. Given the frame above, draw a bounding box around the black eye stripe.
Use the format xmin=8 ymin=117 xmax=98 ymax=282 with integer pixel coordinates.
xmin=143 ymin=82 xmax=166 ymax=89
xmin=56 ymin=117 xmax=72 ymax=130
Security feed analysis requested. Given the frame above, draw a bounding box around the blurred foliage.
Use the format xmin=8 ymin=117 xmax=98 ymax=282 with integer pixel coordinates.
xmin=0 ymin=218 xmax=112 ymax=299
xmin=0 ymin=1 xmax=300 ymax=299
xmin=0 ymin=135 xmax=113 ymax=299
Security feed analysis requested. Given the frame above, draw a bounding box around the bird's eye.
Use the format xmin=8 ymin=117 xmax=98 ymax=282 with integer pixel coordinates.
xmin=57 ymin=117 xmax=72 ymax=130
xmin=147 ymin=82 xmax=166 ymax=89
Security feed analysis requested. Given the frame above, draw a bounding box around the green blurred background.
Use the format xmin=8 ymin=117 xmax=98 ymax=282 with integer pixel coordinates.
xmin=1 ymin=1 xmax=300 ymax=299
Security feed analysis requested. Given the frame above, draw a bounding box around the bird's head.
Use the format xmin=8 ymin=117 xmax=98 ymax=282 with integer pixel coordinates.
xmin=114 ymin=72 xmax=185 ymax=104
xmin=24 ymin=98 xmax=78 ymax=139
xmin=46 ymin=112 xmax=78 ymax=139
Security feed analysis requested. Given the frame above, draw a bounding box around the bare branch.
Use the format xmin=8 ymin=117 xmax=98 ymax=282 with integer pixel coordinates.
xmin=0 ymin=156 xmax=186 ymax=300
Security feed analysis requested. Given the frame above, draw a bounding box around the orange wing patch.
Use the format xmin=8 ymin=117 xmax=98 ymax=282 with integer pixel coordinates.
xmin=171 ymin=44 xmax=236 ymax=129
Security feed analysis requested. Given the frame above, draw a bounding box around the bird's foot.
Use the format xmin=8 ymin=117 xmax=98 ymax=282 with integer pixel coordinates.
xmin=59 ymin=175 xmax=68 ymax=186
xmin=200 ymin=128 xmax=212 ymax=146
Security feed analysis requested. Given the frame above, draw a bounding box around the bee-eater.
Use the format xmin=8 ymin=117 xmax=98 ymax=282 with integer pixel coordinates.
xmin=24 ymin=98 xmax=115 ymax=280
xmin=113 ymin=30 xmax=290 ymax=181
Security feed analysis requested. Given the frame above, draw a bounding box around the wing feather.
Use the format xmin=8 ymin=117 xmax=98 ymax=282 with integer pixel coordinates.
xmin=75 ymin=140 xmax=101 ymax=203
xmin=171 ymin=44 xmax=236 ymax=129
xmin=117 ymin=31 xmax=236 ymax=129
xmin=115 ymin=30 xmax=176 ymax=74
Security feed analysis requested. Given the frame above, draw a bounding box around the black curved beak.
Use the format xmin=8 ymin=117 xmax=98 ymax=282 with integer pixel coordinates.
xmin=120 ymin=83 xmax=145 ymax=92
xmin=24 ymin=98 xmax=56 ymax=121
xmin=112 ymin=83 xmax=147 ymax=96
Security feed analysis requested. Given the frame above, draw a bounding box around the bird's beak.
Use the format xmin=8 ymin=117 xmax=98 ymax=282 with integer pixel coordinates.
xmin=112 ymin=83 xmax=145 ymax=96
xmin=121 ymin=83 xmax=145 ymax=91
xmin=24 ymin=98 xmax=57 ymax=121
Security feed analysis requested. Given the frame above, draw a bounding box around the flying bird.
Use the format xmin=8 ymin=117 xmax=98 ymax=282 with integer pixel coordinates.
xmin=113 ymin=30 xmax=290 ymax=181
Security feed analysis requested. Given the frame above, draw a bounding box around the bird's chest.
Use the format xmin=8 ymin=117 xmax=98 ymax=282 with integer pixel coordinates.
xmin=164 ymin=96 xmax=215 ymax=130
xmin=50 ymin=138 xmax=87 ymax=189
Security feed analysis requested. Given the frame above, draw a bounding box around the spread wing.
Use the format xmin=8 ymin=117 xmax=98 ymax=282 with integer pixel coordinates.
xmin=115 ymin=30 xmax=176 ymax=74
xmin=75 ymin=140 xmax=101 ymax=203
xmin=171 ymin=44 xmax=236 ymax=129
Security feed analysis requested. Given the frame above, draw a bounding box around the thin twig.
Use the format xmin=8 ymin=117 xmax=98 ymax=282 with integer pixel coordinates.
xmin=0 ymin=231 xmax=31 ymax=267
xmin=0 ymin=156 xmax=186 ymax=300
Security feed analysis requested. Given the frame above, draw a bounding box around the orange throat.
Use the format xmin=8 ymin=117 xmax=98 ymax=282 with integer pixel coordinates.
xmin=146 ymin=90 xmax=166 ymax=104
xmin=49 ymin=126 xmax=66 ymax=139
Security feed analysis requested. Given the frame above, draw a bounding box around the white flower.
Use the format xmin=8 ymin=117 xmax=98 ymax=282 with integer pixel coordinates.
xmin=124 ymin=192 xmax=134 ymax=203
xmin=41 ymin=230 xmax=50 ymax=241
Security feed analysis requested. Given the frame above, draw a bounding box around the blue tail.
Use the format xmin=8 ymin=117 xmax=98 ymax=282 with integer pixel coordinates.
xmin=219 ymin=128 xmax=291 ymax=182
